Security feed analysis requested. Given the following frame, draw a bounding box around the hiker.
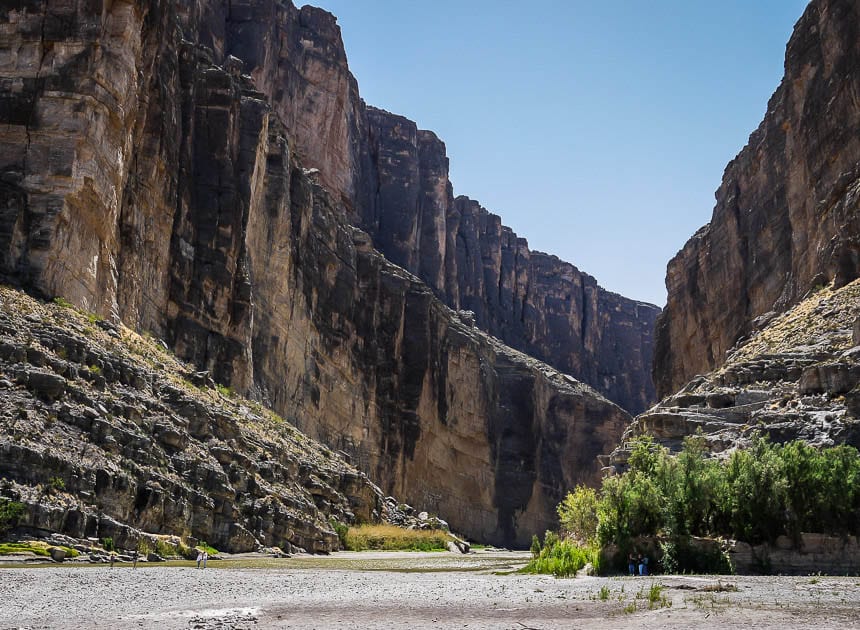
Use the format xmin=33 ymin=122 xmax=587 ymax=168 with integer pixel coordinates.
xmin=202 ymin=550 xmax=208 ymax=569
xmin=639 ymin=553 xmax=649 ymax=576
xmin=109 ymin=552 xmax=115 ymax=569
xmin=196 ymin=550 xmax=203 ymax=569
xmin=628 ymin=552 xmax=636 ymax=576
xmin=132 ymin=550 xmax=138 ymax=569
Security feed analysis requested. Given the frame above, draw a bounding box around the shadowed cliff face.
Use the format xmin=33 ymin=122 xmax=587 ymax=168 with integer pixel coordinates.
xmin=0 ymin=0 xmax=630 ymax=546
xmin=654 ymin=0 xmax=860 ymax=398
xmin=359 ymin=108 xmax=660 ymax=415
xmin=187 ymin=6 xmax=660 ymax=415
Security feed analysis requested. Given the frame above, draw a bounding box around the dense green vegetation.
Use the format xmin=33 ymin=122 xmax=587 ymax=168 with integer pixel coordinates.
xmin=595 ymin=434 xmax=860 ymax=546
xmin=543 ymin=434 xmax=860 ymax=576
xmin=522 ymin=531 xmax=601 ymax=577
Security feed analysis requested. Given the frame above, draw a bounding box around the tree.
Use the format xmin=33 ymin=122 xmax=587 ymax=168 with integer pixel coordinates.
xmin=557 ymin=485 xmax=599 ymax=544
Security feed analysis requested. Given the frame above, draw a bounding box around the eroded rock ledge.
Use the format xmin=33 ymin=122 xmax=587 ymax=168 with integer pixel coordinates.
xmin=610 ymin=280 xmax=860 ymax=468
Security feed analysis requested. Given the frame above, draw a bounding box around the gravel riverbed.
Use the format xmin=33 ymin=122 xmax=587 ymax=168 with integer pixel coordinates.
xmin=1 ymin=551 xmax=858 ymax=629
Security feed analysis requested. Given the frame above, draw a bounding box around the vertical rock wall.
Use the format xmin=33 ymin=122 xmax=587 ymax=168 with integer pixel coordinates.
xmin=654 ymin=0 xmax=860 ymax=397
xmin=0 ymin=0 xmax=631 ymax=547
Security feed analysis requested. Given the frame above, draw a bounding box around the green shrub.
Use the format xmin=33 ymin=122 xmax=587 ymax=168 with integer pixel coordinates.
xmin=0 ymin=499 xmax=25 ymax=536
xmin=521 ymin=531 xmax=600 ymax=578
xmin=101 ymin=537 xmax=115 ymax=552
xmin=155 ymin=539 xmax=176 ymax=558
xmin=557 ymin=485 xmax=599 ymax=544
xmin=331 ymin=520 xmax=349 ymax=550
xmin=196 ymin=541 xmax=219 ymax=556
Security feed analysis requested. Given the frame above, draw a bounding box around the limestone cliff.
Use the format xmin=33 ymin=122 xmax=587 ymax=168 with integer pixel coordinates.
xmin=654 ymin=0 xmax=860 ymax=398
xmin=0 ymin=0 xmax=631 ymax=547
xmin=611 ymin=0 xmax=860 ymax=467
xmin=174 ymin=3 xmax=661 ymax=415
xmin=360 ymin=108 xmax=660 ymax=415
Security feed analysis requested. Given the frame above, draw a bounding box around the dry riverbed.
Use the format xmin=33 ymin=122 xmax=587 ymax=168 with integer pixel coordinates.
xmin=1 ymin=551 xmax=859 ymax=629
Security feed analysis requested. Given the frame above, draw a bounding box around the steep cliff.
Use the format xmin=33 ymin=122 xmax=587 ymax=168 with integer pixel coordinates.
xmin=186 ymin=4 xmax=660 ymax=415
xmin=0 ymin=0 xmax=630 ymax=547
xmin=654 ymin=0 xmax=860 ymax=398
xmin=360 ymin=108 xmax=660 ymax=415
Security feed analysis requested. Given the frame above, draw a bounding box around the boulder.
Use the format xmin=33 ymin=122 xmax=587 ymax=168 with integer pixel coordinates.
xmin=47 ymin=547 xmax=67 ymax=562
xmin=26 ymin=370 xmax=66 ymax=400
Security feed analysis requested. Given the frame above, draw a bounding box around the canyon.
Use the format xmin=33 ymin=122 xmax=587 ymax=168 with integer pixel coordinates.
xmin=1 ymin=0 xmax=859 ymax=558
xmin=0 ymin=0 xmax=643 ymax=549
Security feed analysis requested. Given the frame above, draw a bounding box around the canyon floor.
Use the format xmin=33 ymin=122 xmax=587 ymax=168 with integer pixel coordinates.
xmin=1 ymin=551 xmax=859 ymax=629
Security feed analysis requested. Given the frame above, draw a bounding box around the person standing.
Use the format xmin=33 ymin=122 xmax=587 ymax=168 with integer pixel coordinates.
xmin=196 ymin=550 xmax=203 ymax=569
xmin=628 ymin=552 xmax=636 ymax=576
xmin=202 ymin=550 xmax=208 ymax=569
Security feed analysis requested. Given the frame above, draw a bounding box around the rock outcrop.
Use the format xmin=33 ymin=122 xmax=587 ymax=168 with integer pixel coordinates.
xmin=610 ymin=271 xmax=860 ymax=468
xmin=0 ymin=287 xmax=382 ymax=553
xmin=654 ymin=0 xmax=860 ymax=398
xmin=0 ymin=1 xmax=632 ymax=546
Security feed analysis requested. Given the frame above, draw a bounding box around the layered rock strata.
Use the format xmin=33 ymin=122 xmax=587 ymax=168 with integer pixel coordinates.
xmin=0 ymin=1 xmax=630 ymax=546
xmin=654 ymin=0 xmax=860 ymax=398
xmin=0 ymin=287 xmax=382 ymax=553
xmin=164 ymin=2 xmax=660 ymax=415
xmin=360 ymin=108 xmax=660 ymax=414
xmin=609 ymin=279 xmax=860 ymax=468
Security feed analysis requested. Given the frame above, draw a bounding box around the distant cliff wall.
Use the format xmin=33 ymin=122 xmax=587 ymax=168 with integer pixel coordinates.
xmin=360 ymin=109 xmax=660 ymax=414
xmin=197 ymin=5 xmax=660 ymax=415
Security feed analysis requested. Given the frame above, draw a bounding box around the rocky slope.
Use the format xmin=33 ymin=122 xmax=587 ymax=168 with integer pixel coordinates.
xmin=654 ymin=0 xmax=860 ymax=398
xmin=610 ymin=279 xmax=860 ymax=467
xmin=0 ymin=286 xmax=382 ymax=554
xmin=0 ymin=1 xmax=631 ymax=546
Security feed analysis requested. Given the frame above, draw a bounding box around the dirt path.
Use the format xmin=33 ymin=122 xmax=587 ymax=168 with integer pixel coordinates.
xmin=1 ymin=551 xmax=858 ymax=629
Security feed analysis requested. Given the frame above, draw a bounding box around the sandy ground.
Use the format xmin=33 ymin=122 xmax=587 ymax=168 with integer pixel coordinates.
xmin=1 ymin=551 xmax=859 ymax=629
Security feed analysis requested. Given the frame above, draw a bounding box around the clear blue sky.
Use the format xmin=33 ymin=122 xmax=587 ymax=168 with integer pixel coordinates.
xmin=314 ymin=1 xmax=809 ymax=306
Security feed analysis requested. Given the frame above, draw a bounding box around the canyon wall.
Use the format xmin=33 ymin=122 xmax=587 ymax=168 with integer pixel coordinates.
xmin=654 ymin=0 xmax=860 ymax=398
xmin=190 ymin=2 xmax=659 ymax=417
xmin=360 ymin=108 xmax=660 ymax=415
xmin=0 ymin=0 xmax=631 ymax=546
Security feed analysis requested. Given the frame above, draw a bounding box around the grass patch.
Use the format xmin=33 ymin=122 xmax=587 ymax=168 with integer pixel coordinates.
xmin=196 ymin=541 xmax=219 ymax=556
xmin=521 ymin=531 xmax=600 ymax=578
xmin=0 ymin=542 xmax=50 ymax=556
xmin=343 ymin=524 xmax=452 ymax=552
xmin=0 ymin=541 xmax=79 ymax=558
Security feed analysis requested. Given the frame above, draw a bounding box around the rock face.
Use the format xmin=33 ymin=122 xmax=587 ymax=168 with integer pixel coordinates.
xmin=610 ymin=272 xmax=860 ymax=469
xmin=358 ymin=108 xmax=660 ymax=415
xmin=654 ymin=0 xmax=860 ymax=399
xmin=198 ymin=10 xmax=660 ymax=415
xmin=0 ymin=287 xmax=382 ymax=554
xmin=0 ymin=1 xmax=632 ymax=546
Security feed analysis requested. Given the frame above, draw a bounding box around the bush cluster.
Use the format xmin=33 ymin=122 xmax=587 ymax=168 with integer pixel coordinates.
xmin=590 ymin=434 xmax=860 ymax=547
xmin=522 ymin=531 xmax=601 ymax=577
